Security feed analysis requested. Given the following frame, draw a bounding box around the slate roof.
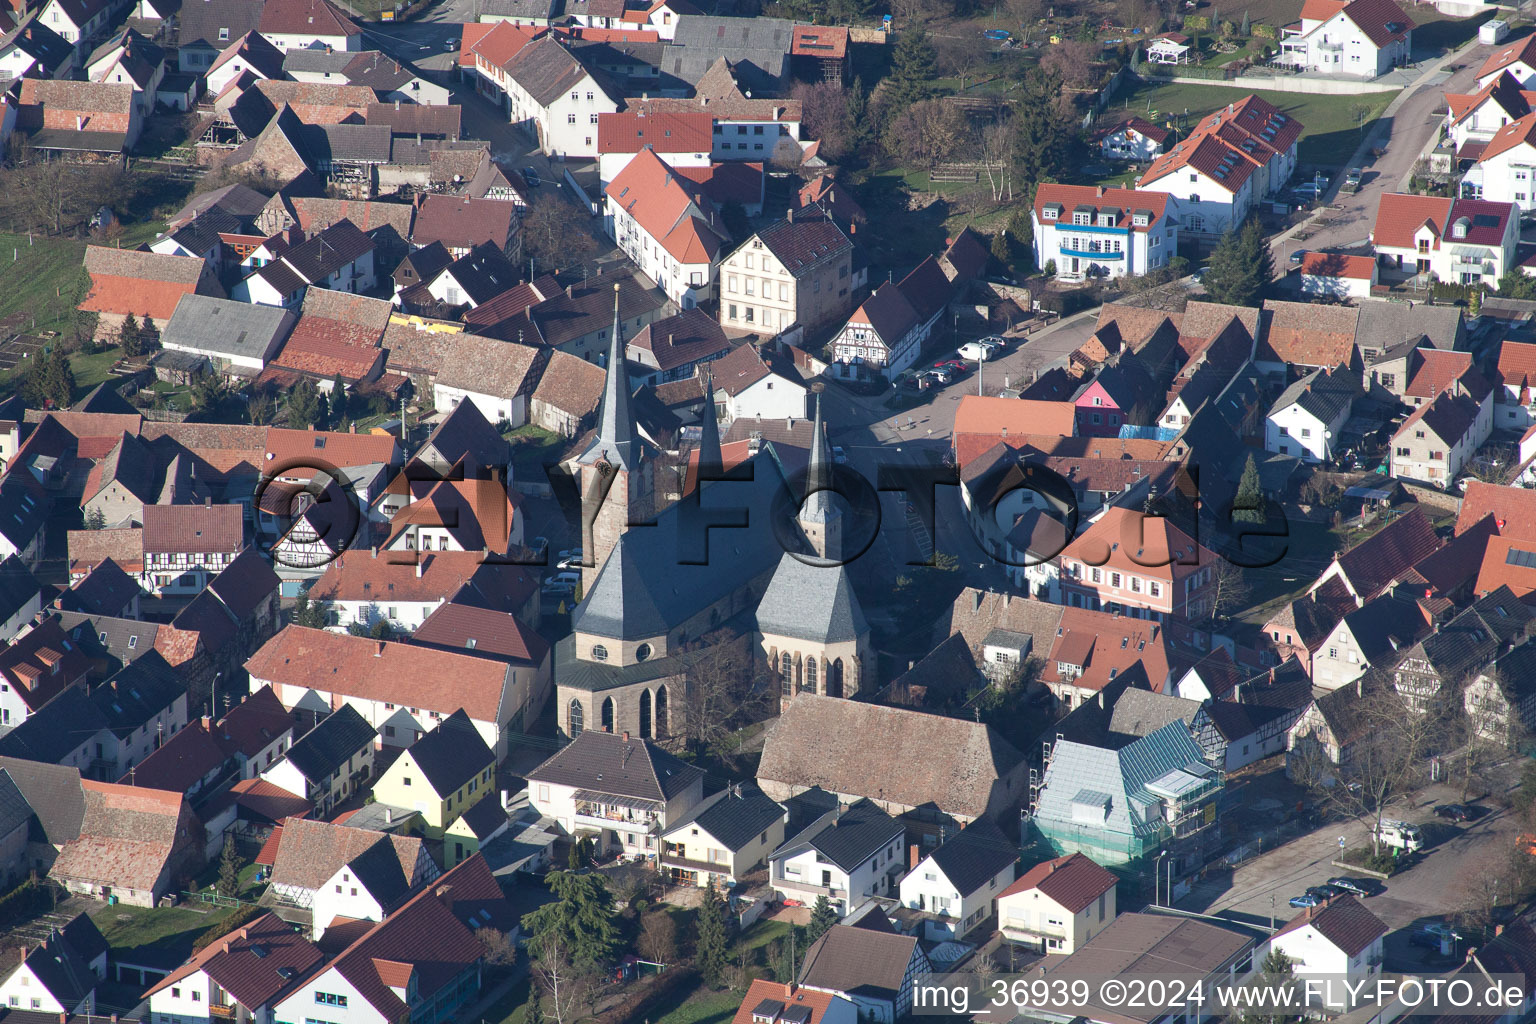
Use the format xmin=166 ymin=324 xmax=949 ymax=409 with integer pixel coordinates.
xmin=797 ymin=926 xmax=922 ymax=1001
xmin=0 ymin=758 xmax=83 ymax=847
xmin=400 ymin=710 xmax=493 ymax=797
xmin=662 ymin=781 xmax=784 ymax=851
xmin=1329 ymin=507 xmax=1441 ymax=604
xmin=749 ymin=210 xmax=853 ymax=280
xmin=1271 ymin=894 xmax=1388 ymax=956
xmin=997 ymin=851 xmax=1117 ymax=911
xmin=281 ymin=704 xmax=375 ymax=784
xmin=527 ymin=730 xmax=703 ymax=803
xmin=411 ymin=603 xmax=548 ymax=666
xmin=0 ymin=555 xmax=44 ymax=625
xmin=502 ymin=36 xmax=596 ymax=108
xmin=178 ymin=0 xmax=264 ymax=49
xmin=924 ymin=817 xmax=1017 ymax=897
xmin=775 ymin=797 xmax=902 ymax=872
xmin=759 ymin=695 xmax=1024 ymax=820
xmin=1270 ymin=365 xmax=1357 ymax=424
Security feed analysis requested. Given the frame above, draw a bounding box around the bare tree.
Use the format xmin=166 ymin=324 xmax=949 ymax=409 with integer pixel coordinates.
xmin=1203 ymin=557 xmax=1252 ymax=625
xmin=477 ymin=927 xmax=519 ymax=976
xmin=681 ymin=630 xmax=770 ymax=756
xmin=882 ymin=99 xmax=973 ymax=167
xmin=529 ymin=934 xmax=595 ymax=1024
xmin=637 ymin=911 xmax=678 ymax=964
xmin=522 ymin=196 xmax=597 ymax=274
xmin=792 ymin=82 xmax=855 ymax=162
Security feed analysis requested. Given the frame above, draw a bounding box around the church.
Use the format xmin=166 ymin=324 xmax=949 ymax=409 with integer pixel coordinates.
xmin=554 ymin=286 xmax=872 ymax=742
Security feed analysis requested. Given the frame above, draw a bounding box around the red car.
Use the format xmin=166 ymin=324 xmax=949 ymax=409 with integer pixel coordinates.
xmin=933 ymin=359 xmax=969 ymax=373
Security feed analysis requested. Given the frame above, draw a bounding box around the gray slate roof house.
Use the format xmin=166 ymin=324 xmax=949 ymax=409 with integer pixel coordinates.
xmin=923 ymin=817 xmax=1018 ymax=897
xmin=160 ymin=295 xmax=297 ymax=371
xmin=774 ymin=797 xmax=902 ymax=873
xmin=400 ymin=710 xmax=494 ymax=799
xmin=798 ymin=925 xmax=931 ymax=1020
xmin=281 ymin=704 xmax=376 ymax=789
xmin=528 ymin=730 xmax=704 ymax=803
xmin=663 ymin=781 xmax=785 ymax=853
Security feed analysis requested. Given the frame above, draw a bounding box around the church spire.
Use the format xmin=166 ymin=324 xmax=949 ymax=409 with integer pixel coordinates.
xmin=584 ymin=283 xmax=638 ymax=469
xmin=697 ymin=365 xmax=722 ymax=481
xmin=803 ymin=388 xmax=834 ymax=521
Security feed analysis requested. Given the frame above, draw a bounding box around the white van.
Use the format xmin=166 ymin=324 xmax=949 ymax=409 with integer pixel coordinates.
xmin=1372 ymin=819 xmax=1424 ymax=852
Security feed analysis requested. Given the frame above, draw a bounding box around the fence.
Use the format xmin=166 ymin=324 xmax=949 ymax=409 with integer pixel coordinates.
xmin=179 ymin=890 xmax=262 ymax=910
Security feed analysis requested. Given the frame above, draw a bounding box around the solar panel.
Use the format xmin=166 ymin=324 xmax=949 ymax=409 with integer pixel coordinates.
xmin=1505 ymin=547 xmax=1536 ymax=569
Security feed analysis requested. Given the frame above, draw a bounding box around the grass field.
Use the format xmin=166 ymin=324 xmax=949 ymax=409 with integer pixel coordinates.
xmin=1113 ymin=81 xmax=1398 ymax=168
xmin=0 ymin=233 xmax=90 ymax=337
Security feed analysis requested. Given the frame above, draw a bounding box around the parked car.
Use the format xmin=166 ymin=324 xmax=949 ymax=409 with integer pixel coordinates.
xmin=1306 ymin=884 xmax=1345 ymax=901
xmin=557 ymin=547 xmax=583 ymax=562
xmin=556 ymin=556 xmax=583 ymax=570
xmin=1289 ymin=249 xmax=1308 ymax=265
xmin=934 ymin=359 xmax=969 ymax=373
xmin=1192 ymin=266 xmax=1210 ymax=282
xmin=1327 ymin=877 xmax=1372 ymax=897
xmin=957 ymin=341 xmax=996 ymax=361
xmin=529 ymin=535 xmax=549 ymax=557
xmin=831 ymin=446 xmax=848 ymax=464
xmin=1345 ymin=168 xmax=1363 ymax=187
xmin=1288 ymin=893 xmax=1321 ymax=909
xmin=1372 ymin=818 xmax=1425 ymax=852
xmin=545 ymin=571 xmax=580 ymax=587
xmin=928 ymin=368 xmax=953 ymax=385
xmin=1291 ymin=183 xmax=1322 ymax=200
xmin=1434 ymin=804 xmax=1472 ymax=822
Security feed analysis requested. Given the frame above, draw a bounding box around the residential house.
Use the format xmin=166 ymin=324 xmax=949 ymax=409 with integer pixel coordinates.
xmin=259 ymin=704 xmax=375 ymax=816
xmin=308 ymin=549 xmax=494 ymax=632
xmin=0 ymin=18 xmax=75 ymax=82
xmin=1264 ymin=365 xmax=1358 ymax=463
xmin=145 ymin=911 xmax=325 ymax=1024
xmin=1309 ymin=595 xmax=1426 ymax=691
xmin=493 ymin=35 xmax=620 ymax=159
xmin=757 ymin=695 xmax=1028 ymax=826
xmin=1137 ymin=95 xmax=1302 ymax=234
xmin=1093 ymin=115 xmax=1170 ymax=162
xmin=0 ymin=555 xmax=44 ymax=637
xmin=1058 ymin=506 xmax=1217 ymax=622
xmin=370 ymin=710 xmax=495 ymax=834
xmin=85 ymin=27 xmax=165 ymax=119
xmin=628 ymin=57 xmax=802 ymax=159
xmin=627 ymin=309 xmax=731 ymax=386
xmin=658 ymin=781 xmax=787 ymax=888
xmin=1307 ymin=507 xmax=1441 ymax=607
xmin=263 ymin=289 xmax=393 ymax=392
xmin=1477 ymin=32 xmax=1536 ymax=88
xmin=205 ymin=30 xmax=284 ymax=97
xmin=0 ymin=913 xmax=107 ymax=1016
xmin=1410 ymin=920 xmax=1536 ymax=1024
xmin=1393 ymin=585 xmax=1532 ymax=713
xmin=16 ymin=78 xmax=141 ymax=158
xmin=175 ymin=0 xmax=263 ymax=71
xmin=268 ymin=855 xmax=506 ymax=1024
xmin=710 ymin=341 xmax=807 ymax=425
xmin=1031 ymin=185 xmax=1177 ymax=281
xmin=410 ymin=195 xmax=518 ymax=258
xmin=412 ymin=243 xmax=518 ymax=313
xmin=1189 ymin=660 xmax=1314 ymax=769
xmin=829 ymin=257 xmax=952 ymax=378
xmin=796 ymin=926 xmax=930 ymax=1024
xmin=0 ymin=615 xmax=93 ymax=731
xmin=527 ymin=730 xmax=704 ymax=860
xmin=1370 ymin=193 xmax=1518 ymax=283
xmin=719 ymin=209 xmax=861 ymax=334
xmin=768 ymin=798 xmax=904 ymax=917
xmin=897 ymin=818 xmax=1017 ymax=940
xmin=159 ymin=295 xmax=297 ymax=377
xmin=1275 ymin=0 xmax=1413 ymax=77
xmin=256 ymin=0 xmax=362 ymax=52
xmin=1389 ymin=384 xmax=1494 ymax=485
xmin=139 ymin=503 xmax=242 ymax=595
xmin=1299 ymin=252 xmax=1378 ymax=299
xmin=34 ymin=0 xmax=116 ymax=50
xmin=1469 ymin=113 xmax=1536 ymax=212
xmin=1266 ymin=895 xmax=1388 ymax=1009
xmin=1030 ymin=721 xmax=1223 ymax=881
xmin=232 ymin=220 xmax=376 ymax=307
xmin=605 ymin=148 xmax=730 ymax=309
xmin=48 ymin=780 xmax=202 ymax=907
xmin=1494 ymin=338 xmax=1536 ymax=431
xmin=596 ymin=110 xmax=712 ymax=190
xmin=731 ymin=982 xmax=855 ymax=1024
xmin=1443 ymin=71 xmax=1530 ymax=156
xmin=246 ymin=626 xmax=528 ymax=757
xmin=1464 ymin=638 xmax=1536 ymax=745
xmin=265 ymin=816 xmax=436 ymax=915
xmin=463 ymin=270 xmax=666 ymax=362
xmin=995 ymin=851 xmax=1118 ymax=954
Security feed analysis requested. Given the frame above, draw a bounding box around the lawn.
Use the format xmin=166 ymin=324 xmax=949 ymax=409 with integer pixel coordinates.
xmin=0 ymin=233 xmax=90 ymax=337
xmin=507 ymin=423 xmax=569 ymax=479
xmin=1114 ymin=81 xmax=1398 ymax=168
xmin=92 ymin=902 xmax=239 ymax=967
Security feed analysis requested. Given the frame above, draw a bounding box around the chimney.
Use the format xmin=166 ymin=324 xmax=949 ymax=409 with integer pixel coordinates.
xmin=371 ymin=545 xmax=378 ymax=558
xmin=376 ymin=641 xmax=385 ymax=658
xmin=622 ymin=730 xmax=630 ymax=741
xmin=385 ymin=807 xmax=393 ymax=823
xmin=787 ymin=206 xmax=794 ymax=223
xmin=415 ymin=556 xmax=425 ymax=578
xmin=1357 ymin=678 xmax=1363 ymax=697
xmin=501 ymin=789 xmax=509 ymax=808
xmin=784 ymin=983 xmax=795 ymax=999
xmin=909 ymin=843 xmax=920 ymax=869
xmin=205 ymin=496 xmax=212 ymax=507
xmin=566 ymin=284 xmax=573 ymax=297
xmin=201 ymin=715 xmax=212 ymax=731
xmin=1097 ymin=185 xmax=1107 ymax=197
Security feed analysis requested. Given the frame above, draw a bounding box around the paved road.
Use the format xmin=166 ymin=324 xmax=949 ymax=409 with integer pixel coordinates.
xmin=1272 ymin=39 xmax=1485 ymax=266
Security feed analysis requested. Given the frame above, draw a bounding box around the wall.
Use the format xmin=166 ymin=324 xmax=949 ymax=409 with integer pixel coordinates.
xmin=1147 ymin=72 xmax=1397 ymax=94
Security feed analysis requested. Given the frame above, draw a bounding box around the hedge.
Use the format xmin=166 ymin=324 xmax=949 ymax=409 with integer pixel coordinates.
xmin=191 ymin=904 xmax=264 ymax=953
xmin=1252 ymin=23 xmax=1277 ymax=37
xmin=0 ymin=881 xmax=53 ymax=931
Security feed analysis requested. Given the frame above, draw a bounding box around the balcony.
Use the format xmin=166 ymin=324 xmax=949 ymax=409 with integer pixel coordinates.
xmin=1000 ymin=920 xmax=1066 ymax=944
xmin=1451 ymin=259 xmax=1492 ymax=276
xmin=575 ymin=808 xmax=658 ymax=832
xmin=662 ymin=851 xmax=731 ymax=875
xmin=1317 ymin=39 xmax=1343 ymax=50
xmin=1060 ymin=247 xmax=1124 ymax=259
xmin=772 ymin=874 xmax=847 ymax=899
xmin=209 ymin=1006 xmax=237 ymax=1020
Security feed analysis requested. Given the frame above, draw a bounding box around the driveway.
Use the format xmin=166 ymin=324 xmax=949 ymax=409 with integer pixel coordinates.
xmin=1272 ymin=39 xmax=1487 ymax=266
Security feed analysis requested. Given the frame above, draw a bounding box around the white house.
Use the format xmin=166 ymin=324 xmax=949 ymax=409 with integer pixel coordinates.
xmin=36 ymin=0 xmax=117 ymax=50
xmin=711 ymin=342 xmax=808 ymax=426
xmin=528 ymin=731 xmax=705 ymax=860
xmin=1299 ymin=252 xmax=1378 ymax=299
xmin=1389 ymin=386 xmax=1492 ymax=486
xmin=1093 ymin=115 xmax=1170 ymax=162
xmin=256 ymin=0 xmax=363 ymax=53
xmin=1266 ymin=896 xmax=1388 ymax=1009
xmin=245 ymin=625 xmax=526 ymax=759
xmin=1477 ymin=32 xmax=1536 ymax=89
xmin=596 ymin=110 xmax=712 ymax=190
xmin=0 ymin=475 xmax=46 ymax=568
xmin=896 ymin=820 xmax=1017 ymax=941
xmin=0 ymin=917 xmax=106 ymax=1017
xmin=258 ymin=704 xmax=377 ymax=817
xmin=145 ymin=912 xmax=324 ymax=1024
xmin=658 ymin=782 xmax=787 ymax=888
xmin=204 ymin=31 xmax=283 ymax=97
xmin=996 ymin=852 xmax=1119 ymax=954
xmin=1370 ymin=193 xmax=1518 ymax=283
xmin=1444 ymin=72 xmax=1530 ymax=154
xmin=769 ymin=799 xmax=905 ymax=918
xmin=1139 ymin=95 xmax=1302 ymax=235
xmin=1264 ymin=366 xmax=1357 ymax=463
xmin=492 ymin=35 xmax=619 ymax=158
xmin=229 ymin=221 xmax=377 ymax=308
xmin=828 ymin=257 xmax=950 ymax=378
xmin=798 ymin=926 xmax=931 ymax=1024
xmin=1032 ymin=184 xmax=1178 ymax=282
xmin=604 ymin=147 xmax=728 ymax=309
xmin=1276 ymin=0 xmax=1412 ymax=78
xmin=1497 ymin=339 xmax=1536 ymax=434
xmin=1469 ymin=113 xmax=1536 ymax=213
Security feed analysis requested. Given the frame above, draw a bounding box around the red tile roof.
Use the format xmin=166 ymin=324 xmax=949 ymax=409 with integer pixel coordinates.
xmin=245 ymin=625 xmax=510 ymax=724
xmin=468 ymin=20 xmax=541 ymax=68
xmin=1404 ymin=349 xmax=1474 ymax=400
xmin=597 ymin=110 xmax=712 ymax=154
xmin=604 ymin=148 xmax=727 ymax=265
xmin=141 ymin=503 xmax=243 ymax=554
xmin=144 ymin=912 xmax=324 ymax=1007
xmin=1300 ymin=252 xmax=1375 ymax=280
xmin=732 ymin=981 xmax=846 ymax=1024
xmin=1271 ymin=894 xmax=1388 ymax=957
xmin=1321 ymin=0 xmax=1412 ymax=47
xmin=1091 ymin=114 xmax=1171 ymax=146
xmin=459 ymin=22 xmax=495 ymax=67
xmin=1477 ymin=109 xmax=1536 ymax=163
xmin=1477 ymin=32 xmax=1536 ymax=84
xmin=1059 ymin=505 xmax=1213 ymax=583
xmin=997 ymin=852 xmax=1117 ymax=911
xmin=272 ymin=316 xmax=385 ymax=382
xmin=309 ymin=549 xmax=487 ymax=604
xmin=790 ymin=24 xmax=847 ymax=58
xmin=1329 ymin=508 xmax=1441 ymax=604
xmin=1141 ymin=94 xmax=1301 ymax=195
xmin=257 ymin=0 xmax=361 ymax=38
xmin=1472 ymin=533 xmax=1536 ymax=601
xmin=954 ymin=395 xmax=1079 ymax=442
xmin=1496 ymin=339 xmax=1536 ymax=392
xmin=80 ymin=246 xmax=214 ymax=320
xmin=1458 ymin=480 xmax=1536 ymax=541
xmin=1035 ymin=183 xmax=1170 ymax=231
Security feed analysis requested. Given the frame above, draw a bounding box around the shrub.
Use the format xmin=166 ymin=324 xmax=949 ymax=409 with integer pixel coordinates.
xmin=191 ymin=905 xmax=264 ymax=952
xmin=1183 ymin=14 xmax=1209 ymax=29
xmin=0 ymin=881 xmax=52 ymax=931
xmin=1340 ymin=847 xmax=1402 ymax=876
xmin=1252 ymin=22 xmax=1276 ymax=37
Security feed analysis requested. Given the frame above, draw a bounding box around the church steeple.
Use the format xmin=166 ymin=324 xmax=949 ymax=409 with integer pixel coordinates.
xmin=697 ymin=366 xmax=722 ymax=481
xmin=797 ymin=389 xmax=841 ymax=562
xmin=582 ymin=283 xmax=639 ymax=470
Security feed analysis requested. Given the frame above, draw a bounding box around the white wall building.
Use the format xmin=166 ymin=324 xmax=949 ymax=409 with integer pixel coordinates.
xmin=1266 ymin=896 xmax=1388 ymax=1009
xmin=1275 ymin=0 xmax=1412 ymax=78
xmin=1032 ymin=184 xmax=1178 ymax=281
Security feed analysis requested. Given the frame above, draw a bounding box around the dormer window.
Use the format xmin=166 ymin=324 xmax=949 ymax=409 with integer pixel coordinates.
xmin=1042 ymin=206 xmax=1059 ymax=221
xmin=1073 ymin=212 xmax=1091 ymax=225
